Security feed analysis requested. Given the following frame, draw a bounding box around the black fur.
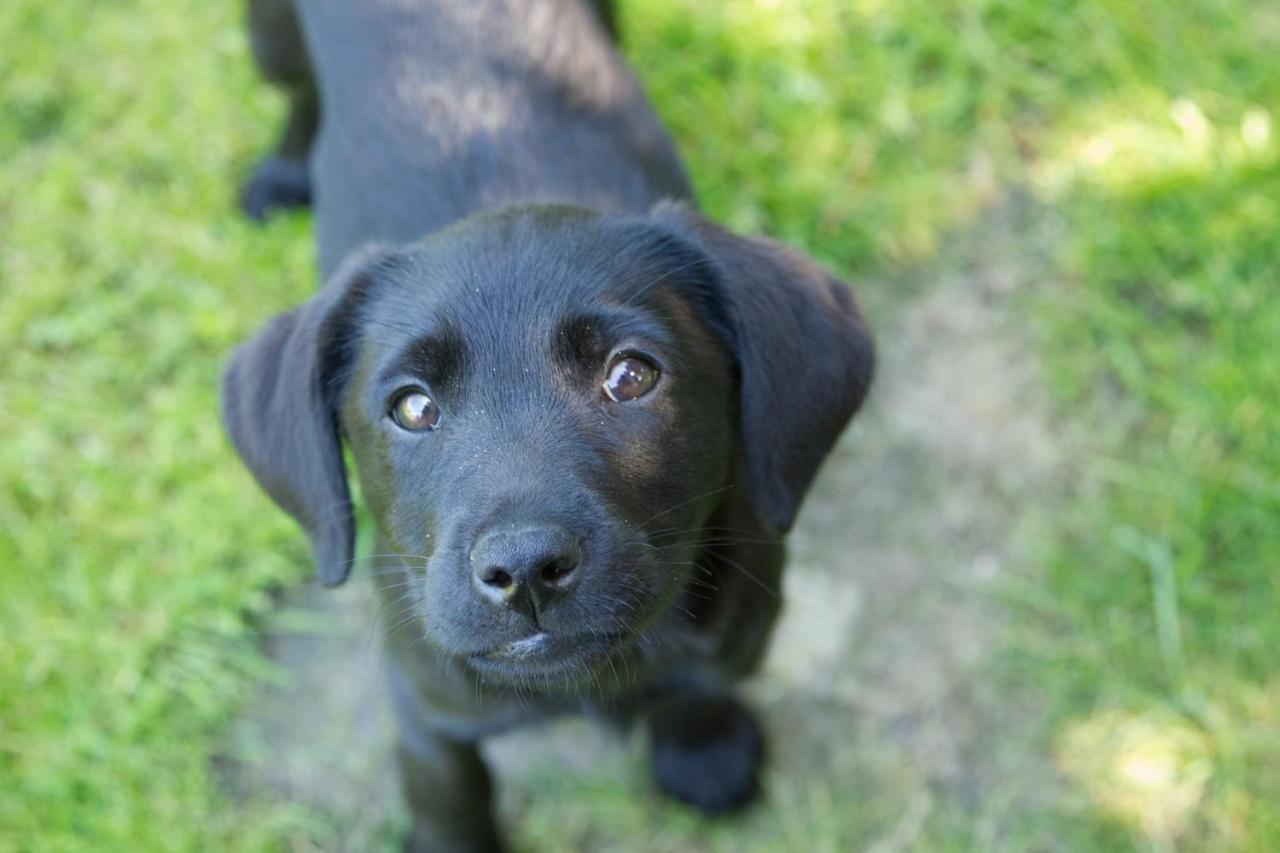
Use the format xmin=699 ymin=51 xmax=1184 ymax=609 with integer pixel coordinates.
xmin=224 ymin=2 xmax=873 ymax=849
xmin=649 ymin=693 xmax=765 ymax=814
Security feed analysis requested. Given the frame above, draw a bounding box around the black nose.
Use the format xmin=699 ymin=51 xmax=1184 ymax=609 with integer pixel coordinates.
xmin=470 ymin=524 xmax=582 ymax=619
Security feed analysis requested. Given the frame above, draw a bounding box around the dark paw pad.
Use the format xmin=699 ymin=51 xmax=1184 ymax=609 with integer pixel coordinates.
xmin=240 ymin=156 xmax=311 ymax=220
xmin=648 ymin=694 xmax=764 ymax=815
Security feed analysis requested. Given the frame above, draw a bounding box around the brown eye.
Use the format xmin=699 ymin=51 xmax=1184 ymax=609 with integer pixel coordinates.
xmin=390 ymin=389 xmax=442 ymax=431
xmin=603 ymin=356 xmax=659 ymax=402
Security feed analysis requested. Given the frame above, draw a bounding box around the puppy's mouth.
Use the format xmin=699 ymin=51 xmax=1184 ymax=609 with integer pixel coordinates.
xmin=467 ymin=630 xmax=628 ymax=681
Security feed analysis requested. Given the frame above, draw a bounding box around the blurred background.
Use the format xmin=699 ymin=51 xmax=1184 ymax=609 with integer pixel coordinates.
xmin=3 ymin=0 xmax=1278 ymax=849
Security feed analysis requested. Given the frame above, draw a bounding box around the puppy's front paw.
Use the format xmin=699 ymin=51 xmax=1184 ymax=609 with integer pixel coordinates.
xmin=647 ymin=693 xmax=764 ymax=815
xmin=240 ymin=156 xmax=311 ymax=220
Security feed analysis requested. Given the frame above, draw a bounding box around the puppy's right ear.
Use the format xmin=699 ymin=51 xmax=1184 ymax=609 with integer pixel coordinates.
xmin=220 ymin=248 xmax=391 ymax=587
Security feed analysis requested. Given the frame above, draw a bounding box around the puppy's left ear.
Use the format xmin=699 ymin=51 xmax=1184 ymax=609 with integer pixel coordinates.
xmin=220 ymin=248 xmax=390 ymax=586
xmin=653 ymin=202 xmax=875 ymax=534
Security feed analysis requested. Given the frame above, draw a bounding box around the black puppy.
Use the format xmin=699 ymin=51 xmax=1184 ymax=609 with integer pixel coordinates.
xmin=223 ymin=1 xmax=873 ymax=850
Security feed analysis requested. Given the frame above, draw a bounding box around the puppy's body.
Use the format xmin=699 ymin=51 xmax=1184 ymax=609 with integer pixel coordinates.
xmin=228 ymin=2 xmax=873 ymax=850
xmin=255 ymin=0 xmax=687 ymax=274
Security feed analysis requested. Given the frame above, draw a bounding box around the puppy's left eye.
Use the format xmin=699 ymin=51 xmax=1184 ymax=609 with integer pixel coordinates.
xmin=603 ymin=356 xmax=659 ymax=402
xmin=390 ymin=388 xmax=442 ymax=431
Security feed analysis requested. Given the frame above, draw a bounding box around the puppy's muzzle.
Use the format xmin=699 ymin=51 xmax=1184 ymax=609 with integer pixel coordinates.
xmin=470 ymin=523 xmax=582 ymax=623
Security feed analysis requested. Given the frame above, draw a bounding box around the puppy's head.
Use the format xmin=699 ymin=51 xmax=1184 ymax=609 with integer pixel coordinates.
xmin=222 ymin=204 xmax=872 ymax=685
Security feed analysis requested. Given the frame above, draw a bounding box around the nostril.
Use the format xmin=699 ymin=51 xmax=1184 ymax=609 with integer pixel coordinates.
xmin=480 ymin=566 xmax=514 ymax=590
xmin=539 ymin=558 xmax=577 ymax=586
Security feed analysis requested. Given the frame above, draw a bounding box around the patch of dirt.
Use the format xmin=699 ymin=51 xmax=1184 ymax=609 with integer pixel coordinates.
xmin=227 ymin=212 xmax=1064 ymax=849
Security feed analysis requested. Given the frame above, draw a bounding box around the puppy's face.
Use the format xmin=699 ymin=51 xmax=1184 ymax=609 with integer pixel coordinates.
xmin=222 ymin=203 xmax=873 ymax=690
xmin=334 ymin=209 xmax=735 ymax=681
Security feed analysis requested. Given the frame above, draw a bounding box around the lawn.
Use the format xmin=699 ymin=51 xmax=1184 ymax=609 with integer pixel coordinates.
xmin=2 ymin=0 xmax=1276 ymax=850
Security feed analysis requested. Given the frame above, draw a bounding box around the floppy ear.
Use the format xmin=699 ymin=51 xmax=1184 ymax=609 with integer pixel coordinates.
xmin=653 ymin=202 xmax=875 ymax=534
xmin=220 ymin=249 xmax=389 ymax=586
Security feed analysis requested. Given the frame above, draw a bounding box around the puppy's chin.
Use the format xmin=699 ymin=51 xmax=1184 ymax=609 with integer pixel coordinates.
xmin=462 ymin=630 xmax=631 ymax=686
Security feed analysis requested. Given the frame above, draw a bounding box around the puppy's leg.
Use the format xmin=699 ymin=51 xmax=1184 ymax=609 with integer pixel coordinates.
xmin=397 ymin=734 xmax=505 ymax=853
xmin=646 ymin=690 xmax=765 ymax=815
xmin=240 ymin=0 xmax=317 ymax=220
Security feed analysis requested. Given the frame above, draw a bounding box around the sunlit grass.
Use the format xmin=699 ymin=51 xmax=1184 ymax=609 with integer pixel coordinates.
xmin=1 ymin=0 xmax=319 ymax=848
xmin=1014 ymin=149 xmax=1280 ymax=846
xmin=1058 ymin=710 xmax=1216 ymax=844
xmin=1032 ymin=97 xmax=1278 ymax=193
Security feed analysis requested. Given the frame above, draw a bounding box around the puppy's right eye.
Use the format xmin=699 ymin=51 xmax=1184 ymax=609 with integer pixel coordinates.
xmin=603 ymin=355 xmax=659 ymax=402
xmin=390 ymin=388 xmax=442 ymax=432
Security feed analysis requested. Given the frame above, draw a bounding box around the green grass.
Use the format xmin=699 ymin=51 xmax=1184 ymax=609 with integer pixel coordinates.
xmin=0 ymin=2 xmax=318 ymax=848
xmin=1009 ymin=141 xmax=1280 ymax=848
xmin=3 ymin=0 xmax=1277 ymax=849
